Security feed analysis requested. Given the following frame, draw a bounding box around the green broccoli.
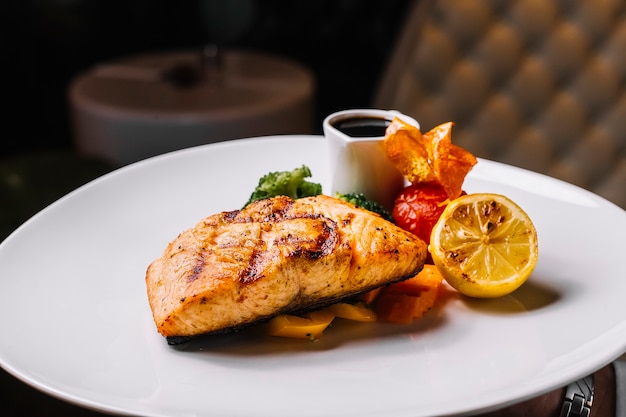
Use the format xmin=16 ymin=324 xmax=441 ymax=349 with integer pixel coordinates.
xmin=334 ymin=192 xmax=394 ymax=223
xmin=244 ymin=165 xmax=322 ymax=207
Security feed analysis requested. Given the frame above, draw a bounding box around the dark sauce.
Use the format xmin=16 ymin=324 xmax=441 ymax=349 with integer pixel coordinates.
xmin=332 ymin=117 xmax=390 ymax=137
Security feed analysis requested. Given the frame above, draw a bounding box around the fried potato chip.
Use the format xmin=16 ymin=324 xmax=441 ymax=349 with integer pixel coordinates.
xmin=384 ymin=118 xmax=434 ymax=184
xmin=383 ymin=118 xmax=477 ymax=199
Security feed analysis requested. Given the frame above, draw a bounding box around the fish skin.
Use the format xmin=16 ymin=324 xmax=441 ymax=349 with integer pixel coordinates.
xmin=146 ymin=195 xmax=427 ymax=339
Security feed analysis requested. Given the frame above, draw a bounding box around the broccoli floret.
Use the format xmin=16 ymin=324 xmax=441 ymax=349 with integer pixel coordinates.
xmin=244 ymin=165 xmax=322 ymax=207
xmin=334 ymin=192 xmax=394 ymax=223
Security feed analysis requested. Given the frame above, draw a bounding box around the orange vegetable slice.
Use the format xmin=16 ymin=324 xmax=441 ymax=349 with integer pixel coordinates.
xmin=359 ymin=287 xmax=382 ymax=305
xmin=328 ymin=302 xmax=377 ymax=322
xmin=267 ymin=309 xmax=335 ymax=340
xmin=373 ymin=264 xmax=443 ymax=324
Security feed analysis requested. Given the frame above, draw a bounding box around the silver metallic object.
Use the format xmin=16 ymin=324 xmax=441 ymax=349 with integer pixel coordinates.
xmin=560 ymin=374 xmax=594 ymax=417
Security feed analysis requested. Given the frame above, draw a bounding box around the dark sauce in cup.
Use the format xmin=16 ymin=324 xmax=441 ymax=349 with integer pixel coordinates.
xmin=332 ymin=117 xmax=391 ymax=137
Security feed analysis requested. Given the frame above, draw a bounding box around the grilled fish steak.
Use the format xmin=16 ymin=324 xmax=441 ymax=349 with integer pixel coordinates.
xmin=146 ymin=195 xmax=427 ymax=341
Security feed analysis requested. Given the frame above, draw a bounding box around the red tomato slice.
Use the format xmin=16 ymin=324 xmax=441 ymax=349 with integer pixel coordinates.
xmin=392 ymin=183 xmax=450 ymax=244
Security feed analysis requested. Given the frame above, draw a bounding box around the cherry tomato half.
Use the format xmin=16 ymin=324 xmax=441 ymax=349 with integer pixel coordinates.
xmin=392 ymin=183 xmax=450 ymax=244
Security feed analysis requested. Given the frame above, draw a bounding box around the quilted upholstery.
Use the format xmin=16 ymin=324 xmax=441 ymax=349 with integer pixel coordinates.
xmin=375 ymin=0 xmax=626 ymax=208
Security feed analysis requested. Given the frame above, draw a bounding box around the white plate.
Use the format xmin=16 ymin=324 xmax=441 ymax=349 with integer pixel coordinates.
xmin=1 ymin=135 xmax=625 ymax=417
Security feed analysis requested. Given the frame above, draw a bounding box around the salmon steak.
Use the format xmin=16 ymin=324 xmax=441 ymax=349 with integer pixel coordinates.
xmin=146 ymin=195 xmax=427 ymax=343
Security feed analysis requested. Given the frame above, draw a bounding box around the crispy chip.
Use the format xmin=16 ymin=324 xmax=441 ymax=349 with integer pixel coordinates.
xmin=383 ymin=118 xmax=434 ymax=183
xmin=383 ymin=118 xmax=477 ymax=199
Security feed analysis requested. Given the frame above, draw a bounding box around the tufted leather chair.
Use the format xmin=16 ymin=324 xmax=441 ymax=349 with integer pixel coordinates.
xmin=374 ymin=0 xmax=626 ymax=208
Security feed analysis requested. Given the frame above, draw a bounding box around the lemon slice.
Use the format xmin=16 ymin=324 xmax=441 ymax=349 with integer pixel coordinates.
xmin=429 ymin=193 xmax=538 ymax=298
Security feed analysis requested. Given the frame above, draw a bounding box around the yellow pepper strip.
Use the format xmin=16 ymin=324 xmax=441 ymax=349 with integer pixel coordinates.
xmin=328 ymin=302 xmax=377 ymax=322
xmin=267 ymin=309 xmax=335 ymax=340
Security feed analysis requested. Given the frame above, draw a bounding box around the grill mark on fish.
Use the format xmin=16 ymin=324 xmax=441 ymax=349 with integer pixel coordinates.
xmin=276 ymin=216 xmax=337 ymax=259
xmin=239 ymin=248 xmax=267 ymax=284
xmin=233 ymin=197 xmax=295 ymax=224
xmin=238 ymin=214 xmax=338 ymax=284
xmin=187 ymin=251 xmax=207 ymax=283
xmin=223 ymin=210 xmax=240 ymax=222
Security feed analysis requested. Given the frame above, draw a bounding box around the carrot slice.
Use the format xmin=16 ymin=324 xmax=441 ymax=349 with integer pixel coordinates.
xmin=374 ymin=264 xmax=443 ymax=323
xmin=359 ymin=287 xmax=382 ymax=305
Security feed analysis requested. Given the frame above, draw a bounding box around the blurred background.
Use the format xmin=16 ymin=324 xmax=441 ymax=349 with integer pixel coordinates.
xmin=0 ymin=0 xmax=412 ymax=242
xmin=2 ymin=0 xmax=411 ymax=159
